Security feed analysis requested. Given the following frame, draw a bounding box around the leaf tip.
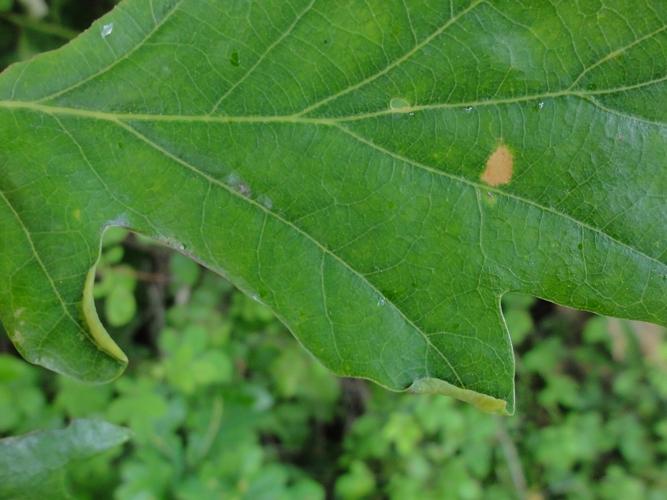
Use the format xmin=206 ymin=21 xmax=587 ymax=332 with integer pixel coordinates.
xmin=409 ymin=377 xmax=511 ymax=415
xmin=82 ymin=265 xmax=128 ymax=365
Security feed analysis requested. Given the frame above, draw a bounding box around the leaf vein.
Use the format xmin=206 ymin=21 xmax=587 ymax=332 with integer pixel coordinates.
xmin=36 ymin=0 xmax=185 ymax=103
xmin=113 ymin=118 xmax=466 ymax=388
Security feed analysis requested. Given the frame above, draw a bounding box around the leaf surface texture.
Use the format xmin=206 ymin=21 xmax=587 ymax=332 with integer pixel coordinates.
xmin=1 ymin=0 xmax=666 ymax=413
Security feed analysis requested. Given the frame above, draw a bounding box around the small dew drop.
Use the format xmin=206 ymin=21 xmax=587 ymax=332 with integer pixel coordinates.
xmin=101 ymin=23 xmax=114 ymax=38
xmin=161 ymin=236 xmax=186 ymax=252
xmin=389 ymin=97 xmax=411 ymax=112
xmin=226 ymin=172 xmax=241 ymax=185
xmin=258 ymin=194 xmax=273 ymax=210
xmin=226 ymin=173 xmax=252 ymax=197
xmin=377 ymin=297 xmax=386 ymax=307
xmin=13 ymin=330 xmax=24 ymax=345
xmin=105 ymin=213 xmax=130 ymax=228
xmin=237 ymin=183 xmax=251 ymax=197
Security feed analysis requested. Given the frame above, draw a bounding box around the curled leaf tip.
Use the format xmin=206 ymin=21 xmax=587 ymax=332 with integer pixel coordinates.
xmin=409 ymin=377 xmax=511 ymax=415
xmin=82 ymin=266 xmax=128 ymax=365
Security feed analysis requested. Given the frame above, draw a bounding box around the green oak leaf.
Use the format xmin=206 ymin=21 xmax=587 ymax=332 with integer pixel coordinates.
xmin=0 ymin=0 xmax=666 ymax=415
xmin=0 ymin=419 xmax=131 ymax=499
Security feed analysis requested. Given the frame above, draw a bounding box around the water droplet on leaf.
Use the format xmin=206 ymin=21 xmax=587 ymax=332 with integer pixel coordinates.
xmin=258 ymin=194 xmax=273 ymax=209
xmin=237 ymin=183 xmax=251 ymax=197
xmin=226 ymin=172 xmax=241 ymax=185
xmin=101 ymin=23 xmax=114 ymax=38
xmin=226 ymin=173 xmax=252 ymax=197
xmin=389 ymin=97 xmax=411 ymax=112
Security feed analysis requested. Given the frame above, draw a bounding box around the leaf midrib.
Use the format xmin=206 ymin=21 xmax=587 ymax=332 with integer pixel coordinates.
xmin=3 ymin=72 xmax=667 ymax=124
xmin=3 ymin=94 xmax=664 ymax=389
xmin=1 ymin=97 xmax=665 ymax=276
xmin=1 ymin=101 xmax=467 ymax=390
xmin=20 ymin=0 xmax=665 ymax=122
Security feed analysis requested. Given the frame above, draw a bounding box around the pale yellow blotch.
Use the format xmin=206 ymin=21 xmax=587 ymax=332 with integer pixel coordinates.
xmin=14 ymin=307 xmax=25 ymax=318
xmin=481 ymin=144 xmax=514 ymax=187
xmin=410 ymin=377 xmax=510 ymax=415
xmin=73 ymin=208 xmax=82 ymax=221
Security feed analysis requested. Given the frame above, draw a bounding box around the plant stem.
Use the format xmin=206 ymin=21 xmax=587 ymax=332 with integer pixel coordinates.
xmin=496 ymin=417 xmax=528 ymax=500
xmin=190 ymin=396 xmax=223 ymax=466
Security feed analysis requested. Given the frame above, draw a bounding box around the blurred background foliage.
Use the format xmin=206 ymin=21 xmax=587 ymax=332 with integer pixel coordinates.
xmin=1 ymin=1 xmax=667 ymax=499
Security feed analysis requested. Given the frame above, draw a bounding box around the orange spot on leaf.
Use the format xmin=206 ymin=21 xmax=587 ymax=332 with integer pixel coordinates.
xmin=481 ymin=145 xmax=513 ymax=187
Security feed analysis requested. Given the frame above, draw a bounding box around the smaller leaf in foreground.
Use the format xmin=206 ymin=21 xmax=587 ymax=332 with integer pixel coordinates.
xmin=0 ymin=419 xmax=131 ymax=499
